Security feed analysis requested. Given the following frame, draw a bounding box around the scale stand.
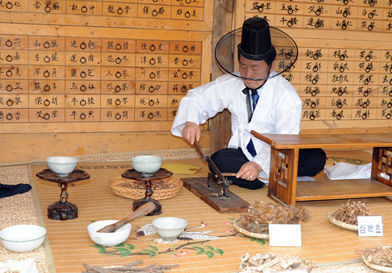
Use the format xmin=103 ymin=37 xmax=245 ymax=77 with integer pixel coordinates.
xmin=121 ymin=168 xmax=173 ymax=216
xmin=36 ymin=169 xmax=90 ymax=220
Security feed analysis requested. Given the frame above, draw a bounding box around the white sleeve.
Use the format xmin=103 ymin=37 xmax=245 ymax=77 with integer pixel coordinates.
xmin=171 ymin=75 xmax=238 ymax=137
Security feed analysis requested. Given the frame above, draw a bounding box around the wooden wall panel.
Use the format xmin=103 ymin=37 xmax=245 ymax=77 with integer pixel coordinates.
xmin=238 ymin=0 xmax=392 ymax=133
xmin=0 ymin=0 xmax=213 ymax=164
xmin=0 ymin=131 xmax=210 ymax=165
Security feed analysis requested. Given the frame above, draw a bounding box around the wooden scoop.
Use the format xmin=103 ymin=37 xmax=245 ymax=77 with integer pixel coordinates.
xmin=97 ymin=201 xmax=156 ymax=233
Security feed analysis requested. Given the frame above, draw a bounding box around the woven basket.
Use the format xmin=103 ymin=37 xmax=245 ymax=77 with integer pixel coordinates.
xmin=108 ymin=176 xmax=182 ymax=200
xmin=233 ymin=219 xmax=269 ymax=240
xmin=363 ymin=254 xmax=392 ymax=272
xmin=327 ymin=212 xmax=358 ymax=232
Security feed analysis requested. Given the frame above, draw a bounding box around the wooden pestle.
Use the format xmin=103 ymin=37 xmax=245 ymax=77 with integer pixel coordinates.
xmin=97 ymin=201 xmax=156 ymax=233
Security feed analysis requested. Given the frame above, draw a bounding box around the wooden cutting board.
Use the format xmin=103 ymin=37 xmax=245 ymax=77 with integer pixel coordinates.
xmin=182 ymin=177 xmax=249 ymax=213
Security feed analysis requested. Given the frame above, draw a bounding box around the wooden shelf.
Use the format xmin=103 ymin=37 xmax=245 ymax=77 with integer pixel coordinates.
xmin=252 ymin=132 xmax=392 ymax=205
xmin=295 ymin=178 xmax=392 ymax=201
xmin=252 ymin=132 xmax=392 ymax=149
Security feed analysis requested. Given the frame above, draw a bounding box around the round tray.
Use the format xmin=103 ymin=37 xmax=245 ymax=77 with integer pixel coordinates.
xmin=363 ymin=254 xmax=392 ymax=272
xmin=233 ymin=219 xmax=269 ymax=240
xmin=121 ymin=168 xmax=172 ymax=181
xmin=327 ymin=212 xmax=358 ymax=232
xmin=108 ymin=176 xmax=182 ymax=200
xmin=36 ymin=169 xmax=90 ymax=182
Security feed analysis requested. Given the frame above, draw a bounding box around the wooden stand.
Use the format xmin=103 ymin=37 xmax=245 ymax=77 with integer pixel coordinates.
xmin=182 ymin=177 xmax=250 ymax=213
xmin=36 ymin=169 xmax=90 ymax=220
xmin=252 ymin=132 xmax=392 ymax=205
xmin=121 ymin=168 xmax=174 ymax=216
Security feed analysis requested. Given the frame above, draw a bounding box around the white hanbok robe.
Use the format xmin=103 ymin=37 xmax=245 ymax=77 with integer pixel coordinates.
xmin=171 ymin=71 xmax=302 ymax=177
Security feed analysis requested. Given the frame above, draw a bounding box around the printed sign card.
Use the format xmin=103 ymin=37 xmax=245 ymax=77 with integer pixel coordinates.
xmin=357 ymin=215 xmax=383 ymax=237
xmin=269 ymin=224 xmax=301 ymax=247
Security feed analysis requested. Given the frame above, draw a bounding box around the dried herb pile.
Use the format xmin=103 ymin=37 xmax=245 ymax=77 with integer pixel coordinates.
xmin=330 ymin=200 xmax=372 ymax=225
xmin=356 ymin=246 xmax=392 ymax=268
xmin=82 ymin=260 xmax=178 ymax=273
xmin=238 ymin=200 xmax=312 ymax=234
xmin=239 ymin=252 xmax=316 ymax=272
xmin=120 ymin=180 xmax=174 ymax=190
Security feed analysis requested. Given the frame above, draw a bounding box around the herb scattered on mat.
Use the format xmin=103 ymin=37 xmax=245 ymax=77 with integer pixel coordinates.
xmin=82 ymin=260 xmax=178 ymax=273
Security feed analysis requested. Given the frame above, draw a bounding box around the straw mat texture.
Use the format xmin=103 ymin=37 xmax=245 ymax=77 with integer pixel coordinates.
xmin=28 ymin=151 xmax=391 ymax=273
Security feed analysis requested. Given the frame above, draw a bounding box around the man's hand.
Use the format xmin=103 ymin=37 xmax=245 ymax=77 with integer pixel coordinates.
xmin=236 ymin=161 xmax=262 ymax=181
xmin=182 ymin=122 xmax=200 ymax=145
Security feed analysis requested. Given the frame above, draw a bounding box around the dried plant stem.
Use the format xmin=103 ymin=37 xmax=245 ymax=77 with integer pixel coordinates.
xmin=82 ymin=261 xmax=179 ymax=273
xmin=331 ymin=200 xmax=371 ymax=225
xmin=238 ymin=200 xmax=312 ymax=234
xmin=356 ymin=246 xmax=392 ymax=267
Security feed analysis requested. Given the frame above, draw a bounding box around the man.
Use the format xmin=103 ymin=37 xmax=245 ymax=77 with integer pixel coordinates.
xmin=171 ymin=17 xmax=326 ymax=190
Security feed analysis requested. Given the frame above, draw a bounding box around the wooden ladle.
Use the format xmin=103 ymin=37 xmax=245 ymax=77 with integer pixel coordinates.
xmin=97 ymin=201 xmax=156 ymax=233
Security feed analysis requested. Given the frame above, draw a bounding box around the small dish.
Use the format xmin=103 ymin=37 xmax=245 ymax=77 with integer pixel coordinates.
xmin=131 ymin=156 xmax=162 ymax=174
xmin=45 ymin=156 xmax=79 ymax=177
xmin=87 ymin=220 xmax=131 ymax=246
xmin=0 ymin=225 xmax=46 ymax=252
xmin=152 ymin=217 xmax=188 ymax=242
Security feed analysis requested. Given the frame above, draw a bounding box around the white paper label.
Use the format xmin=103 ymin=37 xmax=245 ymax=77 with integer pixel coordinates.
xmin=269 ymin=224 xmax=301 ymax=247
xmin=357 ymin=215 xmax=383 ymax=237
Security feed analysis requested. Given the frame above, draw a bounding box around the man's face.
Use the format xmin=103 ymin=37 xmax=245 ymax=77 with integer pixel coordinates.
xmin=239 ymin=55 xmax=271 ymax=89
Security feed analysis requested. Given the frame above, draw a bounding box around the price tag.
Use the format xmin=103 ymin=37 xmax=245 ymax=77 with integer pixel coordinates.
xmin=269 ymin=224 xmax=301 ymax=247
xmin=357 ymin=215 xmax=383 ymax=237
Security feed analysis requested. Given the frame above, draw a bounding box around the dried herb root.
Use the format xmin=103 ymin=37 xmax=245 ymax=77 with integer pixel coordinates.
xmin=331 ymin=200 xmax=371 ymax=225
xmin=82 ymin=261 xmax=179 ymax=273
xmin=238 ymin=200 xmax=312 ymax=234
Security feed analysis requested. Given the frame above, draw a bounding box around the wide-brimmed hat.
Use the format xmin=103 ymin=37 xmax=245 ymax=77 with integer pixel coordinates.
xmin=215 ymin=17 xmax=298 ymax=81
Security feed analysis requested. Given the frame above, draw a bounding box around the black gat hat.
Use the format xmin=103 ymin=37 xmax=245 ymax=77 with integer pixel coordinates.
xmin=215 ymin=17 xmax=298 ymax=81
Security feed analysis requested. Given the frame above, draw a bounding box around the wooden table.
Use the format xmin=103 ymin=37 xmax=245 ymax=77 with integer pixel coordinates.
xmin=252 ymin=132 xmax=392 ymax=205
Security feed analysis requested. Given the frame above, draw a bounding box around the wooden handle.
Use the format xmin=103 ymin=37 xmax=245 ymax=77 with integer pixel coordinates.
xmin=220 ymin=172 xmax=269 ymax=181
xmin=193 ymin=139 xmax=206 ymax=161
xmin=97 ymin=201 xmax=156 ymax=233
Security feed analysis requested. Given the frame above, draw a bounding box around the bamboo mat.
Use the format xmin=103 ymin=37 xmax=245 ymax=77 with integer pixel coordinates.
xmin=27 ymin=151 xmax=391 ymax=273
xmin=0 ymin=165 xmax=50 ymax=273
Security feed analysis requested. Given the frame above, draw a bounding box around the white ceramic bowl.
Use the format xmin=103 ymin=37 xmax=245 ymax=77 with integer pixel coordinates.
xmin=131 ymin=155 xmax=162 ymax=174
xmin=152 ymin=217 xmax=188 ymax=241
xmin=87 ymin=220 xmax=131 ymax=246
xmin=45 ymin=156 xmax=79 ymax=177
xmin=0 ymin=225 xmax=46 ymax=252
